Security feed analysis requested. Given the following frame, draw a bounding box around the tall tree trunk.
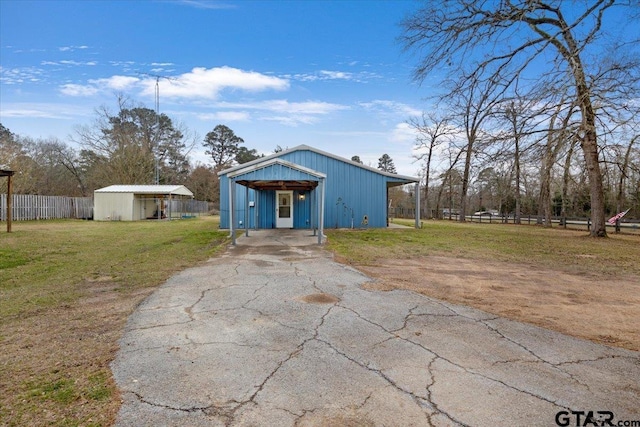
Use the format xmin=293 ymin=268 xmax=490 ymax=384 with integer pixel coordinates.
xmin=435 ymin=181 xmax=445 ymax=219
xmin=538 ymin=105 xmax=560 ymax=227
xmin=561 ymin=138 xmax=577 ymax=222
xmin=514 ymin=138 xmax=521 ymax=224
xmin=459 ymin=141 xmax=474 ymax=222
xmin=424 ymin=149 xmax=432 ymax=219
xmin=557 ymin=12 xmax=608 ymax=237
xmin=617 ymin=135 xmax=638 ymax=213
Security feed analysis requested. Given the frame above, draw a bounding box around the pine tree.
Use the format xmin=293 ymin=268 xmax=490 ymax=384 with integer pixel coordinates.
xmin=378 ymin=153 xmax=397 ymax=174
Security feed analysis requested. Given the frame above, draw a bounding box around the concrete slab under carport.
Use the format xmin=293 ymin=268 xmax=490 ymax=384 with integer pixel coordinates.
xmin=111 ymin=229 xmax=640 ymax=426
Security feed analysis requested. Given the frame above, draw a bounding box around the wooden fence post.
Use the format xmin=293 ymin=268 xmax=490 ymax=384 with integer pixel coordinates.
xmin=7 ymin=173 xmax=13 ymax=233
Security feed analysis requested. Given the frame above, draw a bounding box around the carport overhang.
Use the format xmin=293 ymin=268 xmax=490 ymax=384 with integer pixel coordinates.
xmin=385 ymin=176 xmax=422 ymax=229
xmin=226 ymin=159 xmax=327 ymax=245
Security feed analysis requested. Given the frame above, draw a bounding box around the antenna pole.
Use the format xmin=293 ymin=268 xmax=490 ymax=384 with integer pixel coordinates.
xmin=155 ymin=76 xmax=160 ymax=185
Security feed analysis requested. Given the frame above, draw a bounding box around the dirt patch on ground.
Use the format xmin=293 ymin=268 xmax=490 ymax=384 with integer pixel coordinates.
xmin=299 ymin=293 xmax=341 ymax=304
xmin=0 ymin=282 xmax=153 ymax=425
xmin=358 ymin=256 xmax=640 ymax=351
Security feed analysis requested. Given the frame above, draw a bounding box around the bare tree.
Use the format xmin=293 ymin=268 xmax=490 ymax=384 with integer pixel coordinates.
xmin=615 ymin=134 xmax=639 ymax=213
xmin=537 ymin=100 xmax=578 ymax=227
xmin=410 ymin=113 xmax=453 ymax=219
xmin=401 ymin=0 xmax=639 ymax=236
xmin=495 ymin=91 xmax=547 ymax=224
xmin=448 ymin=75 xmax=506 ymax=221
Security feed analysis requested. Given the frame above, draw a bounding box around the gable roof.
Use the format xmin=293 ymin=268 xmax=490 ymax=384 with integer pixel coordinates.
xmin=218 ymin=144 xmax=418 ymax=183
xmin=94 ymin=185 xmax=194 ymax=197
xmin=228 ymin=158 xmax=326 ymax=180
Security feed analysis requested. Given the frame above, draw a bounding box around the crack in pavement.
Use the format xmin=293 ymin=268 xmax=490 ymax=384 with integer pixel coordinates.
xmin=337 ymin=299 xmax=570 ymax=415
xmin=112 ymin=232 xmax=640 ymax=427
xmin=128 ymin=390 xmax=207 ymax=412
xmin=185 ymin=289 xmax=209 ymax=321
xmin=216 ymin=304 xmax=338 ymax=425
xmin=314 ymin=336 xmax=436 ymax=425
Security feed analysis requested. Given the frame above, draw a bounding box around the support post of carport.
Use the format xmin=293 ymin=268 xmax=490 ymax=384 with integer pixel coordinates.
xmin=229 ymin=178 xmax=236 ymax=245
xmin=415 ymin=182 xmax=421 ymax=228
xmin=245 ymin=185 xmax=249 ymax=237
xmin=318 ymin=177 xmax=325 ymax=245
xmin=311 ymin=186 xmax=316 ymax=236
xmin=254 ymin=189 xmax=258 ymax=230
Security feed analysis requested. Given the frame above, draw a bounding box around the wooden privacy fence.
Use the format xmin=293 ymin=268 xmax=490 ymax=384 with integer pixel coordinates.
xmin=1 ymin=194 xmax=213 ymax=222
xmin=0 ymin=194 xmax=93 ymax=221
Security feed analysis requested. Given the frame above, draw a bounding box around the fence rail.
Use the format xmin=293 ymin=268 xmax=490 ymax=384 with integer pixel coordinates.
xmin=166 ymin=199 xmax=213 ymax=218
xmin=391 ymin=207 xmax=639 ymax=234
xmin=1 ymin=194 xmax=93 ymax=221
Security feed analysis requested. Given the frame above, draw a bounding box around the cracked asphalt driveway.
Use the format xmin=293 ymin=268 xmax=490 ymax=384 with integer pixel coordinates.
xmin=111 ymin=230 xmax=640 ymax=426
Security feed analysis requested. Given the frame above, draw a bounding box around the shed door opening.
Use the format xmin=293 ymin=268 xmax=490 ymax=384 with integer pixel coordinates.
xmin=276 ymin=191 xmax=293 ymax=228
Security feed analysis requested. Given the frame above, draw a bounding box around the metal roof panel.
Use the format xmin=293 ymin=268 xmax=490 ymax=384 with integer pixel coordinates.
xmin=94 ymin=185 xmax=194 ymax=197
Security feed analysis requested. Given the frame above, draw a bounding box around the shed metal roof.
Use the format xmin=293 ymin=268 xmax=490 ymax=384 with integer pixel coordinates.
xmin=94 ymin=185 xmax=194 ymax=197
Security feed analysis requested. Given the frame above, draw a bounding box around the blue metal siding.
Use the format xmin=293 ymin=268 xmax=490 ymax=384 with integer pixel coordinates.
xmin=257 ymin=190 xmax=275 ymax=228
xmin=220 ymin=148 xmax=410 ymax=229
xmin=219 ymin=174 xmax=230 ymax=228
xmin=220 ymin=177 xmax=258 ymax=229
xmin=233 ymin=164 xmax=320 ymax=182
xmin=278 ymin=150 xmax=388 ymax=228
xmin=293 ymin=190 xmax=312 ymax=228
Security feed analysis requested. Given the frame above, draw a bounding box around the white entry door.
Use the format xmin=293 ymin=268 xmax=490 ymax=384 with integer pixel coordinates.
xmin=276 ymin=191 xmax=294 ymax=228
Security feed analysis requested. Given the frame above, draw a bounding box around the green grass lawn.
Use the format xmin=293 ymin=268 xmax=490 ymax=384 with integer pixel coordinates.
xmin=2 ymin=217 xmax=637 ymax=426
xmin=0 ymin=216 xmax=228 ymax=427
xmin=326 ymin=219 xmax=640 ymax=277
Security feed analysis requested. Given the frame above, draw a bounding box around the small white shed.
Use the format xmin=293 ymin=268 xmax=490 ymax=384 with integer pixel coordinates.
xmin=94 ymin=185 xmax=194 ymax=221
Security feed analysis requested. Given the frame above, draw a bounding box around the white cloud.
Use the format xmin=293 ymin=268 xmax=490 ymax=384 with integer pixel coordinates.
xmin=211 ymin=99 xmax=348 ymax=126
xmin=59 ymin=83 xmax=99 ymax=96
xmin=109 ymin=61 xmax=136 ymax=67
xmin=319 ymin=70 xmax=353 ymax=80
xmin=59 ymin=75 xmax=140 ymax=96
xmin=58 ymin=45 xmax=89 ymax=52
xmin=390 ymin=122 xmax=418 ymax=144
xmin=0 ymin=102 xmax=91 ymax=119
xmin=150 ymin=62 xmax=174 ymax=66
xmin=90 ymin=75 xmax=140 ymax=90
xmin=287 ymin=69 xmax=380 ymax=83
xmin=43 ymin=60 xmax=98 ymax=66
xmin=191 ymin=100 xmax=349 ymax=127
xmin=139 ymin=66 xmax=289 ymax=100
xmin=58 ymin=67 xmax=288 ymax=99
xmin=0 ymin=66 xmax=46 ymax=84
xmin=197 ymin=111 xmax=250 ymax=122
xmin=170 ymin=0 xmax=236 ymax=9
xmin=360 ymin=100 xmax=422 ymax=118
xmin=257 ymin=100 xmax=347 ymax=115
xmin=321 ymin=130 xmax=386 ymax=137
xmin=262 ymin=115 xmax=316 ymax=126
xmin=1 ymin=108 xmax=66 ymax=119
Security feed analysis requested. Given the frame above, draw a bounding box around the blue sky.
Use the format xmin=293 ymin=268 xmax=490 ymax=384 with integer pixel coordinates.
xmin=0 ymin=0 xmax=433 ymax=176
